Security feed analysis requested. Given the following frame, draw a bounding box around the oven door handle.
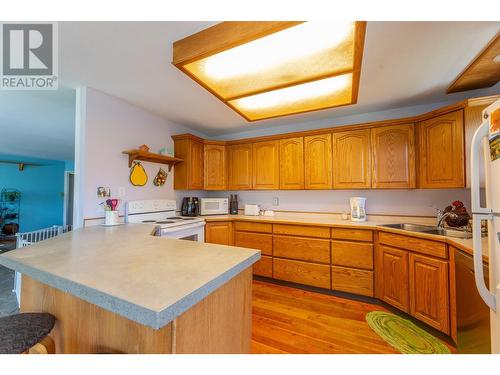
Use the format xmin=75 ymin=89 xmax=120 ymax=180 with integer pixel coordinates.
xmin=159 ymin=222 xmax=206 ymax=234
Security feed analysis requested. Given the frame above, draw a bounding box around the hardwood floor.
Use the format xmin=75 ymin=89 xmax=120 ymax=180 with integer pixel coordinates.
xmin=252 ymin=280 xmax=454 ymax=354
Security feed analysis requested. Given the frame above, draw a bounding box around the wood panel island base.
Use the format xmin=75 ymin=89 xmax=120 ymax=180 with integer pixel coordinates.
xmin=0 ymin=224 xmax=260 ymax=354
xmin=21 ymin=269 xmax=252 ymax=354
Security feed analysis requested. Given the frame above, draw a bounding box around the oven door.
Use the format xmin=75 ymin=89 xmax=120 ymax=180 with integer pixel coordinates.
xmin=159 ymin=222 xmax=205 ymax=242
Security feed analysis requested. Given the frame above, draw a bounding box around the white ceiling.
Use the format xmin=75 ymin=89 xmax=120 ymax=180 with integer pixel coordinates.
xmin=0 ymin=88 xmax=75 ymax=160
xmin=58 ymin=21 xmax=500 ymax=135
xmin=1 ymin=21 xmax=499 ymax=160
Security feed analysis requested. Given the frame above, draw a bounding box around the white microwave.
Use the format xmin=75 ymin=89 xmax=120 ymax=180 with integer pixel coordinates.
xmin=200 ymin=198 xmax=229 ymax=215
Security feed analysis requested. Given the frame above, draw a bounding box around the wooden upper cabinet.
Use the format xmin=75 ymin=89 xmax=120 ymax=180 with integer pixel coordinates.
xmin=228 ymin=144 xmax=253 ymax=190
xmin=173 ymin=137 xmax=204 ymax=190
xmin=332 ymin=129 xmax=371 ymax=189
xmin=371 ymin=124 xmax=416 ymax=189
xmin=252 ymin=141 xmax=280 ymax=190
xmin=204 ymin=144 xmax=227 ymax=190
xmin=380 ymin=245 xmax=409 ymax=313
xmin=304 ymin=134 xmax=333 ymax=189
xmin=279 ymin=137 xmax=304 ymax=190
xmin=418 ymin=110 xmax=465 ymax=188
xmin=409 ymin=253 xmax=450 ymax=334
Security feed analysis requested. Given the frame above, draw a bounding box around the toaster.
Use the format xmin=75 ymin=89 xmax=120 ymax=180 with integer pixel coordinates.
xmin=244 ymin=204 xmax=261 ymax=216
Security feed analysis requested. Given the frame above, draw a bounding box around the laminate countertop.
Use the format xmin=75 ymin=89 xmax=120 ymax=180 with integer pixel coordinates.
xmin=203 ymin=213 xmax=489 ymax=261
xmin=0 ymin=224 xmax=260 ymax=329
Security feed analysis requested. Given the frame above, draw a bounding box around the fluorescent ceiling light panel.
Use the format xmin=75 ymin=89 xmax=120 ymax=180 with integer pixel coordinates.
xmin=230 ymin=74 xmax=353 ymax=121
xmin=173 ymin=21 xmax=365 ymax=121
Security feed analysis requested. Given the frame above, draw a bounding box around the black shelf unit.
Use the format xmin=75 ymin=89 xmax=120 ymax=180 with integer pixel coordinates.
xmin=0 ymin=188 xmax=21 ymax=239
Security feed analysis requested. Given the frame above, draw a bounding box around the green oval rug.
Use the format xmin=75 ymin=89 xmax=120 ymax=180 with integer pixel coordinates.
xmin=366 ymin=311 xmax=450 ymax=354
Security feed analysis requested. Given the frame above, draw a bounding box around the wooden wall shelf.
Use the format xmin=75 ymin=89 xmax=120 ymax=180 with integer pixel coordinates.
xmin=122 ymin=149 xmax=183 ymax=171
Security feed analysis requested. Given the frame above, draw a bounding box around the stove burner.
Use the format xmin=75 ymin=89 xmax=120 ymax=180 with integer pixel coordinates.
xmin=142 ymin=220 xmax=156 ymax=223
xmin=166 ymin=216 xmax=183 ymax=220
xmin=156 ymin=220 xmax=176 ymax=224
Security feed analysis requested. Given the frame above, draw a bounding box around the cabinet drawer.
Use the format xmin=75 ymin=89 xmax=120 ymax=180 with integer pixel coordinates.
xmin=331 ymin=240 xmax=373 ymax=270
xmin=273 ymin=224 xmax=330 ymax=238
xmin=331 ymin=228 xmax=373 ymax=242
xmin=273 ymin=258 xmax=330 ymax=289
xmin=234 ymin=221 xmax=272 ymax=233
xmin=253 ymin=255 xmax=272 ymax=278
xmin=331 ymin=266 xmax=374 ymax=297
xmin=273 ymin=235 xmax=330 ymax=263
xmin=379 ymin=232 xmax=447 ymax=259
xmin=234 ymin=231 xmax=273 ymax=256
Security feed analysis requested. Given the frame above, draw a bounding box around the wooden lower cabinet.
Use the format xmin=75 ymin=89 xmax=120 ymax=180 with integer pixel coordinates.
xmin=409 ymin=253 xmax=450 ymax=334
xmin=331 ymin=240 xmax=373 ymax=270
xmin=273 ymin=235 xmax=330 ymax=263
xmin=331 ymin=228 xmax=373 ymax=242
xmin=234 ymin=231 xmax=272 ymax=256
xmin=233 ymin=230 xmax=273 ymax=277
xmin=253 ymin=256 xmax=273 ymax=278
xmin=273 ymin=258 xmax=330 ymax=289
xmin=331 ymin=266 xmax=374 ymax=297
xmin=380 ymin=245 xmax=410 ymax=313
xmin=205 ymin=222 xmax=233 ymax=246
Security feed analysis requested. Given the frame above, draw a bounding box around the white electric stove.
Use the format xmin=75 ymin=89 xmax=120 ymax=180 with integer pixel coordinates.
xmin=126 ymin=199 xmax=205 ymax=242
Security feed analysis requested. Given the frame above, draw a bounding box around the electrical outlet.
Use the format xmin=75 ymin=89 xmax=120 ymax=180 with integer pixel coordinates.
xmin=272 ymin=197 xmax=279 ymax=206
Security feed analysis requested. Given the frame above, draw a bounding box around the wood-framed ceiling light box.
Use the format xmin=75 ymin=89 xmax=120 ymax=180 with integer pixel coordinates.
xmin=173 ymin=21 xmax=366 ymax=121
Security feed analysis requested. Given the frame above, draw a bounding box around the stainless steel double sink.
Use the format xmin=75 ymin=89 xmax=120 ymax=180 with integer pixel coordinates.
xmin=378 ymin=223 xmax=472 ymax=239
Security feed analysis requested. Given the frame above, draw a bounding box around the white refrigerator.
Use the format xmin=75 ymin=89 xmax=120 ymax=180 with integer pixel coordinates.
xmin=470 ymin=99 xmax=500 ymax=353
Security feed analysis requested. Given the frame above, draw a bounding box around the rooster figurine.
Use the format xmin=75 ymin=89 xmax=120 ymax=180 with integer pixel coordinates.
xmin=444 ymin=200 xmax=471 ymax=228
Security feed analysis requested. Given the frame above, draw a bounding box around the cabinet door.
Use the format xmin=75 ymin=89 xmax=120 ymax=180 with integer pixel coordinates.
xmin=190 ymin=140 xmax=204 ymax=189
xmin=380 ymin=245 xmax=409 ymax=313
xmin=418 ymin=110 xmax=465 ymax=188
xmin=228 ymin=144 xmax=253 ymax=190
xmin=273 ymin=258 xmax=331 ymax=289
xmin=304 ymin=134 xmax=333 ymax=189
xmin=234 ymin=231 xmax=273 ymax=256
xmin=371 ymin=124 xmax=416 ymax=189
xmin=332 ymin=129 xmax=371 ymax=189
xmin=204 ymin=144 xmax=227 ymax=190
xmin=174 ymin=138 xmax=204 ymax=190
xmin=279 ymin=137 xmax=304 ymax=189
xmin=409 ymin=253 xmax=450 ymax=334
xmin=252 ymin=140 xmax=279 ymax=190
xmin=205 ymin=222 xmax=233 ymax=245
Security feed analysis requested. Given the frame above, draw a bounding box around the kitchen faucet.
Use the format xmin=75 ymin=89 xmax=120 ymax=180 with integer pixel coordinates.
xmin=436 ymin=208 xmax=454 ymax=229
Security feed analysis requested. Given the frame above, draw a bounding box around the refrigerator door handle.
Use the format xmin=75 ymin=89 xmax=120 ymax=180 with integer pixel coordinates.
xmin=470 ymin=119 xmax=496 ymax=311
xmin=471 ymin=120 xmax=493 ymax=215
xmin=472 ymin=214 xmax=496 ymax=311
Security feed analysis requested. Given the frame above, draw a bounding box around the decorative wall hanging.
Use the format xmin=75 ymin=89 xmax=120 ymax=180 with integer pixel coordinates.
xmin=129 ymin=161 xmax=148 ymax=186
xmin=153 ymin=168 xmax=167 ymax=186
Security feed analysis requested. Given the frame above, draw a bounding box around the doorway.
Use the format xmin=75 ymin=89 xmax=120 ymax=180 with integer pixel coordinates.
xmin=64 ymin=171 xmax=75 ymax=227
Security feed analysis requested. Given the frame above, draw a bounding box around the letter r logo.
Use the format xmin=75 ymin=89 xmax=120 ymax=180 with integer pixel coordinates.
xmin=2 ymin=24 xmax=53 ymax=75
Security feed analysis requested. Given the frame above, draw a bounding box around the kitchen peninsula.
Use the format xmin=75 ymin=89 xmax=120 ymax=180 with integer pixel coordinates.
xmin=0 ymin=224 xmax=260 ymax=354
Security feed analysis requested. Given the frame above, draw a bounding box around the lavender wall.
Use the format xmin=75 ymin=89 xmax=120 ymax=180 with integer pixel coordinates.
xmin=76 ymin=87 xmax=207 ymax=224
xmin=208 ymin=189 xmax=472 ymax=217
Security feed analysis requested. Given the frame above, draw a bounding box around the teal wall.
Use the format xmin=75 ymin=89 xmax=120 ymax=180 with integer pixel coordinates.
xmin=0 ymin=154 xmax=67 ymax=232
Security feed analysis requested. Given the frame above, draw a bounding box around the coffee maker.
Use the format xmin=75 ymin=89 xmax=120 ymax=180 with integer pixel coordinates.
xmin=350 ymin=197 xmax=367 ymax=222
xmin=181 ymin=197 xmax=200 ymax=216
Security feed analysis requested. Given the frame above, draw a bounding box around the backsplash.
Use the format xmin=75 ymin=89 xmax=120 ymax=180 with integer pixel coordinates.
xmin=207 ymin=189 xmax=472 ymax=217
